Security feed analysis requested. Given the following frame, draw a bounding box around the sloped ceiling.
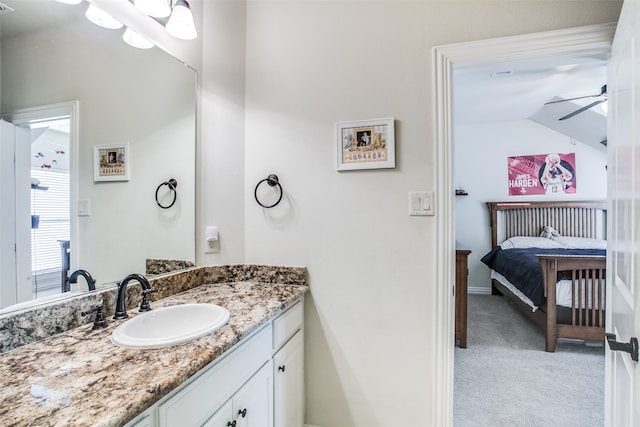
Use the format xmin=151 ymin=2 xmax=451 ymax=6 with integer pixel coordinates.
xmin=454 ymin=55 xmax=607 ymax=152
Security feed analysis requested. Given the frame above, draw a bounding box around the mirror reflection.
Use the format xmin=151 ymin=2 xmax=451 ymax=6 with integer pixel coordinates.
xmin=0 ymin=0 xmax=196 ymax=313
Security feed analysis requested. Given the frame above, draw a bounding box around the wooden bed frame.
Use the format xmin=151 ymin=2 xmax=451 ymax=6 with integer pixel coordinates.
xmin=486 ymin=200 xmax=607 ymax=352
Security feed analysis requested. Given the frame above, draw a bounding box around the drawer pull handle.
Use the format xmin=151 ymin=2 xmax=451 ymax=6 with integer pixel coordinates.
xmin=227 ymin=421 xmax=236 ymax=427
xmin=278 ymin=365 xmax=286 ymax=372
xmin=238 ymin=408 xmax=247 ymax=418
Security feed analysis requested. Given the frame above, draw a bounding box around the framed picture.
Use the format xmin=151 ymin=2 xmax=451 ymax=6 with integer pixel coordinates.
xmin=336 ymin=117 xmax=395 ymax=171
xmin=94 ymin=144 xmax=130 ymax=181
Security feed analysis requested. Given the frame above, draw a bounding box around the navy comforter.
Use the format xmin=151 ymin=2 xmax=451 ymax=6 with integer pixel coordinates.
xmin=480 ymin=247 xmax=606 ymax=306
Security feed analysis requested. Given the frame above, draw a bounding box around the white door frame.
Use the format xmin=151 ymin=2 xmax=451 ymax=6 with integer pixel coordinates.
xmin=431 ymin=23 xmax=616 ymax=426
xmin=7 ymin=101 xmax=80 ymax=290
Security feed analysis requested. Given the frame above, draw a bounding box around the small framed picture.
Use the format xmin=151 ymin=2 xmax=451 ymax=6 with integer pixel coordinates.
xmin=94 ymin=144 xmax=129 ymax=182
xmin=336 ymin=117 xmax=395 ymax=171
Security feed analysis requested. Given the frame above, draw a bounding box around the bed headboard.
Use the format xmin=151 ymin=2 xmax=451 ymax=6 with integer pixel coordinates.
xmin=486 ymin=200 xmax=607 ymax=248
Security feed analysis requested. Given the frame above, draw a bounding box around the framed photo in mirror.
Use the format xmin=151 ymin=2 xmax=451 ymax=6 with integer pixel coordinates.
xmin=336 ymin=117 xmax=395 ymax=171
xmin=94 ymin=144 xmax=130 ymax=182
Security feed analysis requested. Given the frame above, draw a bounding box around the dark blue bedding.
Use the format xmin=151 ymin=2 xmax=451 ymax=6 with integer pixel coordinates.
xmin=480 ymin=247 xmax=606 ymax=306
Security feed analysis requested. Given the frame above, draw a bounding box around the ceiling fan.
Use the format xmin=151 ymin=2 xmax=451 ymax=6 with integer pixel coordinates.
xmin=544 ymin=84 xmax=607 ymax=121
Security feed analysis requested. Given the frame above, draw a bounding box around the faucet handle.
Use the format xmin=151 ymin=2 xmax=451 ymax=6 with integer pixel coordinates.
xmin=81 ymin=305 xmax=107 ymax=330
xmin=139 ymin=288 xmax=158 ymax=312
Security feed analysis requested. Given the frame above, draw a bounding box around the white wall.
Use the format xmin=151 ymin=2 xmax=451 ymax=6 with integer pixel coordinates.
xmin=454 ymin=120 xmax=608 ymax=293
xmin=241 ymin=2 xmax=621 ymax=426
xmin=197 ymin=0 xmax=247 ymax=265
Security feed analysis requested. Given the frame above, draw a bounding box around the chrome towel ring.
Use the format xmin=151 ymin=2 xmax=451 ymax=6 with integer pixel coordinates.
xmin=254 ymin=174 xmax=283 ymax=208
xmin=155 ymin=178 xmax=178 ymax=209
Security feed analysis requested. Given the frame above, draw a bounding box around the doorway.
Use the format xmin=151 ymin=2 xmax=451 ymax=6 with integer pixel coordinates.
xmin=431 ymin=23 xmax=616 ymax=425
xmin=5 ymin=101 xmax=78 ymax=305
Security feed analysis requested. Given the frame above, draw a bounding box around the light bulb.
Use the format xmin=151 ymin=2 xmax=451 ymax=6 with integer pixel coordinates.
xmin=166 ymin=0 xmax=197 ymax=40
xmin=123 ymin=27 xmax=155 ymax=49
xmin=134 ymin=0 xmax=171 ymax=18
xmin=85 ymin=4 xmax=123 ymax=30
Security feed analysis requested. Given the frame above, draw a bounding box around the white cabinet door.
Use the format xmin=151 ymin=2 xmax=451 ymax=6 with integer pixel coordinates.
xmin=273 ymin=331 xmax=304 ymax=427
xmin=234 ymin=361 xmax=273 ymax=427
xmin=126 ymin=408 xmax=155 ymax=427
xmin=205 ymin=363 xmax=273 ymax=427
xmin=203 ymin=400 xmax=233 ymax=427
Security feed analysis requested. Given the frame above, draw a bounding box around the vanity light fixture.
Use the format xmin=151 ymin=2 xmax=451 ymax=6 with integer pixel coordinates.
xmin=62 ymin=0 xmax=197 ymax=50
xmin=165 ymin=0 xmax=197 ymax=40
xmin=85 ymin=4 xmax=123 ymax=30
xmin=123 ymin=27 xmax=155 ymax=49
xmin=133 ymin=0 xmax=171 ymax=19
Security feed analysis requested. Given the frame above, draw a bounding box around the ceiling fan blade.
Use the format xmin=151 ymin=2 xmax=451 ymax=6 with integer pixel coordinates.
xmin=559 ymin=99 xmax=606 ymax=121
xmin=545 ymin=85 xmax=607 ymax=105
xmin=545 ymin=94 xmax=601 ymax=105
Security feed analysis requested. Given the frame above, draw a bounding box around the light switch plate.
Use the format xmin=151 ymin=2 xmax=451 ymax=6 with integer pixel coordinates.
xmin=409 ymin=191 xmax=434 ymax=216
xmin=77 ymin=199 xmax=91 ymax=216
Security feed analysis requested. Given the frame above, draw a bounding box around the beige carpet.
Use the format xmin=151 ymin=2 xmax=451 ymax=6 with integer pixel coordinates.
xmin=454 ymin=294 xmax=604 ymax=427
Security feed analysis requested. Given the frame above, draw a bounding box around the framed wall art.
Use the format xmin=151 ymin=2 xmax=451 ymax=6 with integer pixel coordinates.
xmin=507 ymin=152 xmax=576 ymax=196
xmin=94 ymin=143 xmax=130 ymax=182
xmin=336 ymin=117 xmax=395 ymax=171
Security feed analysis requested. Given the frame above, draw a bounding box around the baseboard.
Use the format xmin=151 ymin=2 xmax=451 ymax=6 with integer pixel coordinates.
xmin=305 ymin=424 xmax=325 ymax=427
xmin=468 ymin=286 xmax=492 ymax=295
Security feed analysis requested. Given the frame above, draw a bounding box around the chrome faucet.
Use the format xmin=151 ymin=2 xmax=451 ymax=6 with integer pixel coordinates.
xmin=68 ymin=269 xmax=96 ymax=291
xmin=113 ymin=273 xmax=151 ymax=320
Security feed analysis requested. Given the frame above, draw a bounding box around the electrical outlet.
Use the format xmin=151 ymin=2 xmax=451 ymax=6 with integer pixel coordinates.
xmin=204 ymin=226 xmax=219 ymax=253
xmin=205 ymin=239 xmax=218 ymax=254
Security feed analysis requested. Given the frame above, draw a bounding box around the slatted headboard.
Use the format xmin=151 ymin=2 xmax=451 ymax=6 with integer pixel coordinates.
xmin=486 ymin=200 xmax=607 ymax=248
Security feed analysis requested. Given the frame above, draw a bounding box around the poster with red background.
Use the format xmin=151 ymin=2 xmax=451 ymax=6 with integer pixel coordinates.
xmin=507 ymin=152 xmax=576 ymax=196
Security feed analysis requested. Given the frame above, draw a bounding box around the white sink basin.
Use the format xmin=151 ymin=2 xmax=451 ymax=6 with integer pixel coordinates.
xmin=111 ymin=303 xmax=230 ymax=349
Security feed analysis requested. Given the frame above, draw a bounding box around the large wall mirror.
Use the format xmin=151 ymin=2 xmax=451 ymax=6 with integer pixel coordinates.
xmin=0 ymin=0 xmax=196 ymax=313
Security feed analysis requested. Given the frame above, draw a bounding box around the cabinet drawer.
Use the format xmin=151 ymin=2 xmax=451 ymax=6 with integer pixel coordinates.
xmin=273 ymin=301 xmax=302 ymax=351
xmin=158 ymin=325 xmax=272 ymax=427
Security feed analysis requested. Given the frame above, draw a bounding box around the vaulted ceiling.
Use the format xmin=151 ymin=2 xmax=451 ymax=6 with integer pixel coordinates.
xmin=454 ymin=54 xmax=607 ymax=152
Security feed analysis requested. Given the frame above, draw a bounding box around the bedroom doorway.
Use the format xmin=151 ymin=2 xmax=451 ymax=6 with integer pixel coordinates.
xmin=431 ymin=23 xmax=615 ymax=425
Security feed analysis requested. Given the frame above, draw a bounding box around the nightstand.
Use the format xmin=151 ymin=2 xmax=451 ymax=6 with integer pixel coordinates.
xmin=455 ymin=245 xmax=471 ymax=348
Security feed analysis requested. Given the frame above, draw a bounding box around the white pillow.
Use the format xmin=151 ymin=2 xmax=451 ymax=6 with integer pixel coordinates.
xmin=499 ymin=236 xmax=567 ymax=250
xmin=553 ymin=236 xmax=607 ymax=250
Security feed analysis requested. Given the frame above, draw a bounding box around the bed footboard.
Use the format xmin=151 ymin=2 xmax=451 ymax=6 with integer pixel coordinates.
xmin=537 ymin=255 xmax=606 ymax=352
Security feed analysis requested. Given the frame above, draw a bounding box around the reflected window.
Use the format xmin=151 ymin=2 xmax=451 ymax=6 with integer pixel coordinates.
xmin=29 ymin=119 xmax=71 ymax=298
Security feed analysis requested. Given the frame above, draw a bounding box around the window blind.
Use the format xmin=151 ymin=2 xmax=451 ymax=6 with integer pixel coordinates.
xmin=31 ymin=169 xmax=70 ymax=274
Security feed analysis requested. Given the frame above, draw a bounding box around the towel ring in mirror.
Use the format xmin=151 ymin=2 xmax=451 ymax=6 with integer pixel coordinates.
xmin=155 ymin=178 xmax=178 ymax=209
xmin=254 ymin=174 xmax=283 ymax=208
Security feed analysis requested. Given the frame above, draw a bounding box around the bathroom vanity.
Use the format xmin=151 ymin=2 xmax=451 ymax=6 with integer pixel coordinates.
xmin=0 ymin=275 xmax=307 ymax=427
xmin=129 ymin=299 xmax=304 ymax=427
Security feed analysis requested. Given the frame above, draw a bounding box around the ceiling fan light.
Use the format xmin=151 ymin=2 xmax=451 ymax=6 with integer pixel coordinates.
xmin=134 ymin=0 xmax=171 ymax=18
xmin=85 ymin=4 xmax=123 ymax=30
xmin=123 ymin=27 xmax=155 ymax=49
xmin=166 ymin=0 xmax=197 ymax=40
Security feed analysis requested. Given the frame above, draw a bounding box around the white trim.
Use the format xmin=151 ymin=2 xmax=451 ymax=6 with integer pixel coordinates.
xmin=9 ymin=101 xmax=80 ymax=273
xmin=467 ymin=286 xmax=492 ymax=295
xmin=431 ymin=22 xmax=615 ymax=426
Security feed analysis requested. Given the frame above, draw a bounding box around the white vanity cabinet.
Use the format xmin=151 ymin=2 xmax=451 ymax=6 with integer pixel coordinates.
xmin=273 ymin=302 xmax=304 ymax=427
xmin=124 ymin=298 xmax=304 ymax=427
xmin=203 ymin=361 xmax=273 ymax=427
xmin=157 ymin=324 xmax=272 ymax=427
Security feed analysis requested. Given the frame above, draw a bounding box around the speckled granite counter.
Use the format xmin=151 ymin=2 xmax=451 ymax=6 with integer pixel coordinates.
xmin=1 ymin=264 xmax=307 ymax=353
xmin=0 ymin=281 xmax=308 ymax=427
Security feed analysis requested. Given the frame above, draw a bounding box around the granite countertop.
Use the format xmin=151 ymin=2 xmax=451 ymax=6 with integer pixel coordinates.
xmin=0 ymin=282 xmax=308 ymax=427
